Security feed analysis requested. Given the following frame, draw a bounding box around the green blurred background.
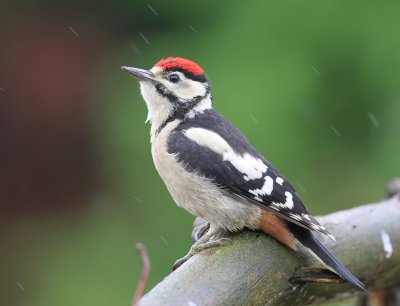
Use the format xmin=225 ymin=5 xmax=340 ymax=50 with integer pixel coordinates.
xmin=0 ymin=1 xmax=399 ymax=305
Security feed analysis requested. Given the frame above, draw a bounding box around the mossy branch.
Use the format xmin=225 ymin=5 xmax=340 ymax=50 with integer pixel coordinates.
xmin=138 ymin=179 xmax=400 ymax=306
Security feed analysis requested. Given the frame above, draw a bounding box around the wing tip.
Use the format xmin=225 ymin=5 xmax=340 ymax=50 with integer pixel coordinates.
xmin=296 ymin=230 xmax=367 ymax=292
xmin=325 ymin=232 xmax=336 ymax=241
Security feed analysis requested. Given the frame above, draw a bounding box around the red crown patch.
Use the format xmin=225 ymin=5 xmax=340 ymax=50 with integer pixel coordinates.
xmin=155 ymin=57 xmax=204 ymax=75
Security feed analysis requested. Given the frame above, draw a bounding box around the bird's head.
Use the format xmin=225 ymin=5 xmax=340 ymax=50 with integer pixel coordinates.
xmin=122 ymin=57 xmax=212 ymax=132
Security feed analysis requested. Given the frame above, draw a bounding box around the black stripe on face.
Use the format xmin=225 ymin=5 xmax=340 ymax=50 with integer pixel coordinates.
xmin=155 ymin=85 xmax=211 ymax=135
xmin=155 ymin=84 xmax=179 ymax=103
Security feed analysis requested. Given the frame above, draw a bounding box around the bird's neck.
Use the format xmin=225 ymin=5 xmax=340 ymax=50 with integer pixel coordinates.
xmin=149 ymin=95 xmax=213 ymax=142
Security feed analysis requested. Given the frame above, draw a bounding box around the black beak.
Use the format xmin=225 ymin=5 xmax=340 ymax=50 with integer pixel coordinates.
xmin=121 ymin=66 xmax=156 ymax=82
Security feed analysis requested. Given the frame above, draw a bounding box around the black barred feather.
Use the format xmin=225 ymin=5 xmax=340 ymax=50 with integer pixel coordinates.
xmin=167 ymin=109 xmax=333 ymax=239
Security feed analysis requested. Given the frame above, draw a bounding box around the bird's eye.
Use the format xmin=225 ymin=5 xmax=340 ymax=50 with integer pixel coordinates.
xmin=168 ymin=74 xmax=180 ymax=83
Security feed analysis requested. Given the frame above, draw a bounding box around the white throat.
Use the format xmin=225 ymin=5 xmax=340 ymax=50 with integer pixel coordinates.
xmin=139 ymin=81 xmax=173 ymax=135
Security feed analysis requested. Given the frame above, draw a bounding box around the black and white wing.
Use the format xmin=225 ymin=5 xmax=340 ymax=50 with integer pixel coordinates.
xmin=167 ymin=109 xmax=334 ymax=240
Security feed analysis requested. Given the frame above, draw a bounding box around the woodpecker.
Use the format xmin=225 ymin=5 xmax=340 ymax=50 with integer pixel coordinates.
xmin=122 ymin=57 xmax=366 ymax=291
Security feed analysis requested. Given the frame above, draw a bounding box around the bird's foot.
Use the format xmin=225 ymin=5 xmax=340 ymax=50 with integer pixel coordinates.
xmin=173 ymin=227 xmax=231 ymax=270
xmin=191 ymin=219 xmax=210 ymax=242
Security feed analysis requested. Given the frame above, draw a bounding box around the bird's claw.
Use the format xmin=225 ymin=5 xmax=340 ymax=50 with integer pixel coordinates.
xmin=191 ymin=220 xmax=210 ymax=242
xmin=173 ymin=236 xmax=232 ymax=270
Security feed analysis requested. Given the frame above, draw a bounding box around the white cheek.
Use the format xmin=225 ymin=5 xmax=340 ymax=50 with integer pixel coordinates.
xmin=177 ymin=80 xmax=206 ymax=99
xmin=161 ymin=79 xmax=206 ymax=100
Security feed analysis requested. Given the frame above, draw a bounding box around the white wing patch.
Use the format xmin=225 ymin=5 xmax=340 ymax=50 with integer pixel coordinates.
xmin=271 ymin=191 xmax=294 ymax=210
xmin=249 ymin=176 xmax=274 ymax=198
xmin=184 ymin=127 xmax=268 ymax=180
xmin=284 ymin=191 xmax=294 ymax=209
xmin=276 ymin=177 xmax=284 ymax=185
xmin=183 ymin=127 xmax=228 ymax=154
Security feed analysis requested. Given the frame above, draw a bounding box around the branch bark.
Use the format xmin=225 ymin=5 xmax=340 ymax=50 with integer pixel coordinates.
xmin=132 ymin=243 xmax=151 ymax=306
xmin=139 ymin=180 xmax=400 ymax=306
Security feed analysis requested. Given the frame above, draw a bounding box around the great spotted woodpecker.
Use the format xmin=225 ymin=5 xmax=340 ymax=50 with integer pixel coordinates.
xmin=122 ymin=57 xmax=366 ymax=291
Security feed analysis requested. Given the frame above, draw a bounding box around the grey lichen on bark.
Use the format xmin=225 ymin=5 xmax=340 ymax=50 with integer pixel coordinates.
xmin=356 ymin=177 xmax=400 ymax=306
xmin=139 ymin=179 xmax=400 ymax=306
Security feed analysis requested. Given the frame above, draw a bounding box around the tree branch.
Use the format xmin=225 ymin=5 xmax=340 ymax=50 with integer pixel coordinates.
xmin=132 ymin=243 xmax=151 ymax=306
xmin=138 ymin=180 xmax=400 ymax=306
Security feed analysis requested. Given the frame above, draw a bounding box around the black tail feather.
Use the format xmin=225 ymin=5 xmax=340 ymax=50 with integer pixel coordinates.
xmin=291 ymin=226 xmax=366 ymax=291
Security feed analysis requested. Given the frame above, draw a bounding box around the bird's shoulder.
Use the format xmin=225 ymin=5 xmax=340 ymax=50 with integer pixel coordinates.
xmin=171 ymin=109 xmax=255 ymax=152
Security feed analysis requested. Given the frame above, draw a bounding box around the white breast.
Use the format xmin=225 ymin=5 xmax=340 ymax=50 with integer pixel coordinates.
xmin=151 ymin=120 xmax=262 ymax=232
